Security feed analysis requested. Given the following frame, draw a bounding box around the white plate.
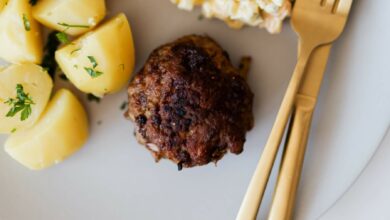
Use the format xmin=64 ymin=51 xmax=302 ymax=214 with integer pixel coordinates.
xmin=319 ymin=129 xmax=390 ymax=220
xmin=0 ymin=1 xmax=389 ymax=219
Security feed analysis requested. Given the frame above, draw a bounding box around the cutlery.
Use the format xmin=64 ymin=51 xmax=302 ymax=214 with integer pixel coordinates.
xmin=236 ymin=0 xmax=354 ymax=219
xmin=268 ymin=44 xmax=331 ymax=220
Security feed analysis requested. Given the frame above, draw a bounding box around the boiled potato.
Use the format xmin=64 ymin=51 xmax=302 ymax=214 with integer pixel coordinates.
xmin=0 ymin=0 xmax=43 ymax=64
xmin=0 ymin=0 xmax=7 ymax=11
xmin=56 ymin=13 xmax=135 ymax=97
xmin=33 ymin=0 xmax=106 ymax=36
xmin=5 ymin=89 xmax=89 ymax=170
xmin=0 ymin=63 xmax=53 ymax=134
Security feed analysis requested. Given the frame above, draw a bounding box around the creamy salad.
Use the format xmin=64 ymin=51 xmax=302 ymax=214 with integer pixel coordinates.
xmin=171 ymin=0 xmax=292 ymax=33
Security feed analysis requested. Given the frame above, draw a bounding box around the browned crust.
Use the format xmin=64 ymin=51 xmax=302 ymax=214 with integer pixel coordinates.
xmin=127 ymin=35 xmax=254 ymax=169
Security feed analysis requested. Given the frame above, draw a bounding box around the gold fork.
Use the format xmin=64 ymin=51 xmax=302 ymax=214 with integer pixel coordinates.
xmin=268 ymin=44 xmax=332 ymax=220
xmin=236 ymin=0 xmax=353 ymax=219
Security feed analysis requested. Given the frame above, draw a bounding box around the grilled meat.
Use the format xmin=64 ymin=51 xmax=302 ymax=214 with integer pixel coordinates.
xmin=127 ymin=35 xmax=254 ymax=169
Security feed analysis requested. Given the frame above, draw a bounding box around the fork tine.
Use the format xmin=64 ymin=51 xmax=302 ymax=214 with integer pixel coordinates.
xmin=331 ymin=0 xmax=340 ymax=13
xmin=323 ymin=0 xmax=336 ymax=11
xmin=336 ymin=0 xmax=353 ymax=15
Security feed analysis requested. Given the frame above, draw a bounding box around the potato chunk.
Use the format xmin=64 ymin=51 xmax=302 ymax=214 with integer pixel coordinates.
xmin=0 ymin=0 xmax=43 ymax=64
xmin=0 ymin=0 xmax=7 ymax=11
xmin=32 ymin=0 xmax=106 ymax=36
xmin=56 ymin=13 xmax=135 ymax=97
xmin=0 ymin=63 xmax=52 ymax=134
xmin=5 ymin=89 xmax=89 ymax=170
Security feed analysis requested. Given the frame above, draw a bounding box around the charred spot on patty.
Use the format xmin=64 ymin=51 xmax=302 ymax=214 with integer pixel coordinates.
xmin=127 ymin=35 xmax=254 ymax=169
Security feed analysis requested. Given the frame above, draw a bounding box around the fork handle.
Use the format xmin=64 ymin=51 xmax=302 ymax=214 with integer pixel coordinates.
xmin=268 ymin=95 xmax=315 ymax=220
xmin=236 ymin=42 xmax=315 ymax=220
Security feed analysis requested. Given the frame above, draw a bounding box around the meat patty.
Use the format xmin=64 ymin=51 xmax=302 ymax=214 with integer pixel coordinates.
xmin=126 ymin=35 xmax=254 ymax=169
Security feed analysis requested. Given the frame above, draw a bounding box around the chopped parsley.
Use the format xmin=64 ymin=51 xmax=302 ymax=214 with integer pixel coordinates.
xmin=87 ymin=56 xmax=98 ymax=68
xmin=22 ymin=14 xmax=30 ymax=31
xmin=4 ymin=84 xmax=35 ymax=121
xmin=86 ymin=93 xmax=101 ymax=103
xmin=70 ymin=48 xmax=81 ymax=55
xmin=84 ymin=67 xmax=103 ymax=78
xmin=42 ymin=31 xmax=61 ymax=79
xmin=29 ymin=0 xmax=38 ymax=6
xmin=56 ymin=32 xmax=69 ymax=44
xmin=84 ymin=56 xmax=103 ymax=78
xmin=57 ymin=22 xmax=90 ymax=29
xmin=55 ymin=22 xmax=89 ymax=44
xmin=11 ymin=128 xmax=17 ymax=133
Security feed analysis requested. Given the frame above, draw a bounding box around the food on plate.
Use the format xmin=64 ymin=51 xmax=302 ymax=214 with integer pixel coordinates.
xmin=32 ymin=0 xmax=106 ymax=36
xmin=56 ymin=13 xmax=135 ymax=97
xmin=171 ymin=0 xmax=292 ymax=33
xmin=41 ymin=31 xmax=62 ymax=78
xmin=0 ymin=0 xmax=6 ymax=10
xmin=5 ymin=89 xmax=89 ymax=170
xmin=127 ymin=35 xmax=254 ymax=169
xmin=0 ymin=0 xmax=43 ymax=64
xmin=0 ymin=63 xmax=53 ymax=134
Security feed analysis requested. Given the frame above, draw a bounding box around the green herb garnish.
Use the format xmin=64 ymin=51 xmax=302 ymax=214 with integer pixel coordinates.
xmin=11 ymin=128 xmax=17 ymax=133
xmin=86 ymin=93 xmax=101 ymax=103
xmin=4 ymin=84 xmax=35 ymax=121
xmin=70 ymin=48 xmax=81 ymax=55
xmin=84 ymin=56 xmax=103 ymax=78
xmin=87 ymin=56 xmax=98 ymax=68
xmin=29 ymin=0 xmax=38 ymax=6
xmin=57 ymin=22 xmax=90 ymax=29
xmin=42 ymin=31 xmax=61 ymax=79
xmin=55 ymin=22 xmax=89 ymax=44
xmin=84 ymin=67 xmax=103 ymax=78
xmin=56 ymin=32 xmax=69 ymax=44
xmin=22 ymin=14 xmax=30 ymax=31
